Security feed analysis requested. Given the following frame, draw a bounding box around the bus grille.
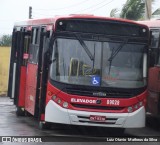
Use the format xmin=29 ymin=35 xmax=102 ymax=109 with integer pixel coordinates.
xmin=71 ymin=104 xmax=124 ymax=110
xmin=49 ymin=79 xmax=146 ymax=98
xmin=66 ymin=87 xmax=133 ymax=98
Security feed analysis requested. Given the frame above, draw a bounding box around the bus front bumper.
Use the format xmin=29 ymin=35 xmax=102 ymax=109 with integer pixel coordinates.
xmin=45 ymin=100 xmax=145 ymax=128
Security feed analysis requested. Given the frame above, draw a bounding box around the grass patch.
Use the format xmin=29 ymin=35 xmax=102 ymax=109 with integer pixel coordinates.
xmin=0 ymin=47 xmax=10 ymax=95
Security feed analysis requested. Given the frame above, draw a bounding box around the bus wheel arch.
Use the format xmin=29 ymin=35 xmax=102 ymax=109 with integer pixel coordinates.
xmin=16 ymin=106 xmax=25 ymax=116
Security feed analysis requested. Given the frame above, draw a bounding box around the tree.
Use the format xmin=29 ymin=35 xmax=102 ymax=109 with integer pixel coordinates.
xmin=0 ymin=35 xmax=12 ymax=46
xmin=152 ymin=8 xmax=160 ymax=19
xmin=152 ymin=8 xmax=160 ymax=15
xmin=110 ymin=0 xmax=159 ymax=20
xmin=110 ymin=8 xmax=119 ymax=18
xmin=120 ymin=0 xmax=145 ymax=20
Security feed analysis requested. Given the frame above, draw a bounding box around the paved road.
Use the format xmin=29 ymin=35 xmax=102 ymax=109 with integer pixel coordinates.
xmin=0 ymin=97 xmax=160 ymax=145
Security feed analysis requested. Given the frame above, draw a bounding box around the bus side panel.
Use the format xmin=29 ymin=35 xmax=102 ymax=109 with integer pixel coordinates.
xmin=18 ymin=66 xmax=26 ymax=106
xmin=148 ymin=67 xmax=160 ymax=92
xmin=25 ymin=63 xmax=38 ymax=115
xmin=148 ymin=66 xmax=160 ymax=115
xmin=148 ymin=91 xmax=159 ymax=115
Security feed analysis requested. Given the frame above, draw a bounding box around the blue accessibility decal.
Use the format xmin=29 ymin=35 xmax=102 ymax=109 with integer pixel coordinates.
xmin=91 ymin=76 xmax=100 ymax=86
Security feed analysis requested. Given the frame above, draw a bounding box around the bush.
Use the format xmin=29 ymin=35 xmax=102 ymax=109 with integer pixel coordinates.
xmin=0 ymin=35 xmax=12 ymax=46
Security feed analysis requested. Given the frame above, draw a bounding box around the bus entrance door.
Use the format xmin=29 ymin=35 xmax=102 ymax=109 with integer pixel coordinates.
xmin=25 ymin=27 xmax=49 ymax=117
xmin=8 ymin=28 xmax=31 ymax=116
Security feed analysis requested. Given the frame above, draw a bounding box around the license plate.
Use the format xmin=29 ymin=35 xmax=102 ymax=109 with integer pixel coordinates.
xmin=90 ymin=115 xmax=106 ymax=122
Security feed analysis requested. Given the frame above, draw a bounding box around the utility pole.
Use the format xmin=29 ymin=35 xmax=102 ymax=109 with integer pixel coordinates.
xmin=145 ymin=0 xmax=152 ymax=20
xmin=29 ymin=6 xmax=32 ymax=19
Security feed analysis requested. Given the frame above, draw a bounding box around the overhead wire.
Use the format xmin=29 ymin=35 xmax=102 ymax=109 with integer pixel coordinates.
xmin=87 ymin=0 xmax=115 ymax=13
xmin=33 ymin=0 xmax=92 ymax=18
xmin=33 ymin=12 xmax=53 ymax=17
xmin=35 ymin=0 xmax=91 ymax=11
xmin=32 ymin=0 xmax=115 ymax=18
xmin=74 ymin=0 xmax=114 ymax=14
xmin=73 ymin=0 xmax=109 ymax=13
xmin=33 ymin=0 xmax=108 ymax=17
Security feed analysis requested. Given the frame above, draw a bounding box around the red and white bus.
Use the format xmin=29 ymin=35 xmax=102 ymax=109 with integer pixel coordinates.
xmin=8 ymin=15 xmax=149 ymax=131
xmin=138 ymin=20 xmax=160 ymax=116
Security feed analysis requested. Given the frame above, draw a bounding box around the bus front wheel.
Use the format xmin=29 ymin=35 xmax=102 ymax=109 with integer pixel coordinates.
xmin=38 ymin=121 xmax=51 ymax=130
xmin=16 ymin=106 xmax=25 ymax=116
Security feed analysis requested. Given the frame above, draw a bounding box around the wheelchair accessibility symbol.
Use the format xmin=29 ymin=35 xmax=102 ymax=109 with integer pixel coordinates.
xmin=91 ymin=76 xmax=100 ymax=86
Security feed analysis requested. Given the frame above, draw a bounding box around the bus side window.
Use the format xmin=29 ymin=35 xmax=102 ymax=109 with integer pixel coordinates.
xmin=151 ymin=30 xmax=160 ymax=48
xmin=23 ymin=35 xmax=31 ymax=66
xmin=29 ymin=28 xmax=40 ymax=64
xmin=31 ymin=28 xmax=39 ymax=45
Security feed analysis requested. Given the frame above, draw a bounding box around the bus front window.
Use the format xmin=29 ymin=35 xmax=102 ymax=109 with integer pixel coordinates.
xmin=50 ymin=38 xmax=102 ymax=86
xmin=50 ymin=37 xmax=147 ymax=89
xmin=102 ymin=42 xmax=146 ymax=88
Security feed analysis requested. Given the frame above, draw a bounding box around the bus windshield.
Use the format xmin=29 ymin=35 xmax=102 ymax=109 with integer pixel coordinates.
xmin=50 ymin=35 xmax=147 ymax=89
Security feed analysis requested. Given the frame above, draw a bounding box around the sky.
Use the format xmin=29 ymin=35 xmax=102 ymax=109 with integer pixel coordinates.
xmin=0 ymin=0 xmax=159 ymax=35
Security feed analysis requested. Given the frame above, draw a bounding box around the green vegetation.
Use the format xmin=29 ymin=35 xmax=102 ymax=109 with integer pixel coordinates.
xmin=110 ymin=0 xmax=159 ymax=20
xmin=110 ymin=0 xmax=145 ymax=20
xmin=0 ymin=47 xmax=10 ymax=96
xmin=0 ymin=35 xmax=12 ymax=46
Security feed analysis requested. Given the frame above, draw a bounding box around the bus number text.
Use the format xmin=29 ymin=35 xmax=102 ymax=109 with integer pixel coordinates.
xmin=107 ymin=100 xmax=120 ymax=106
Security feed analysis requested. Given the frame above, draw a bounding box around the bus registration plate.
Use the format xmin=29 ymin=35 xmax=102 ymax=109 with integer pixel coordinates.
xmin=90 ymin=115 xmax=106 ymax=122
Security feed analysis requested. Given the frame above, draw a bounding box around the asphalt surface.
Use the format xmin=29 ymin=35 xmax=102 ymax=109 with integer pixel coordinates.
xmin=0 ymin=96 xmax=160 ymax=145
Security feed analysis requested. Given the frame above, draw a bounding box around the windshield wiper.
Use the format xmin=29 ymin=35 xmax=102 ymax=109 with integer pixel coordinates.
xmin=75 ymin=34 xmax=94 ymax=61
xmin=108 ymin=39 xmax=128 ymax=74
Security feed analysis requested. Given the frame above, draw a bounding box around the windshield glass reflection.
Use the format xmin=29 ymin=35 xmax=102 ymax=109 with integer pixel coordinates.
xmin=50 ymin=37 xmax=146 ymax=88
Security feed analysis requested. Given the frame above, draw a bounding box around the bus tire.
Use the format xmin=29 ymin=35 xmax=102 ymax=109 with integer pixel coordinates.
xmin=39 ymin=121 xmax=51 ymax=130
xmin=24 ymin=111 xmax=32 ymax=117
xmin=16 ymin=107 xmax=25 ymax=116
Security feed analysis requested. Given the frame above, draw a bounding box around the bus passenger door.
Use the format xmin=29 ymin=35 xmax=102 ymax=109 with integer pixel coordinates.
xmin=25 ymin=27 xmax=40 ymax=115
xmin=148 ymin=29 xmax=160 ymax=115
xmin=8 ymin=28 xmax=31 ymax=109
xmin=149 ymin=30 xmax=160 ymax=67
xmin=38 ymin=29 xmax=52 ymax=121
xmin=25 ymin=27 xmax=50 ymax=116
xmin=17 ymin=31 xmax=31 ymax=110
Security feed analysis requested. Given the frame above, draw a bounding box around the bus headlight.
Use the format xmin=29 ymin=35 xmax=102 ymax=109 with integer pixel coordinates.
xmin=63 ymin=102 xmax=68 ymax=108
xmin=127 ymin=101 xmax=144 ymax=113
xmin=134 ymin=104 xmax=138 ymax=110
xmin=128 ymin=107 xmax=133 ymax=113
xmin=52 ymin=95 xmax=57 ymax=100
xmin=50 ymin=93 xmax=69 ymax=108
xmin=139 ymin=101 xmax=143 ymax=107
xmin=57 ymin=99 xmax=62 ymax=104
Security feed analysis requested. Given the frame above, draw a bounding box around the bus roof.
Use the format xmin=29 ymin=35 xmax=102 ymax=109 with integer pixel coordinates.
xmin=138 ymin=20 xmax=160 ymax=28
xmin=14 ymin=14 xmax=147 ymax=28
